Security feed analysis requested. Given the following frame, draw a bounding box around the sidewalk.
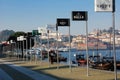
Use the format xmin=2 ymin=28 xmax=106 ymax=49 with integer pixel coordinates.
xmin=0 ymin=68 xmax=13 ymax=80
xmin=1 ymin=57 xmax=120 ymax=80
xmin=0 ymin=59 xmax=57 ymax=80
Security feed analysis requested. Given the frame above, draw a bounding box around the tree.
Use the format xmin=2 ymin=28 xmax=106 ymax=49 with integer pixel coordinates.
xmin=108 ymin=27 xmax=113 ymax=33
xmin=7 ymin=31 xmax=34 ymax=58
xmin=7 ymin=31 xmax=26 ymax=42
xmin=8 ymin=31 xmax=34 ymax=49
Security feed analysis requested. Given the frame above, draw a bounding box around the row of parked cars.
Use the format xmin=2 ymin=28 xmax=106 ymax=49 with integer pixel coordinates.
xmin=12 ymin=48 xmax=48 ymax=60
xmin=27 ymin=48 xmax=48 ymax=59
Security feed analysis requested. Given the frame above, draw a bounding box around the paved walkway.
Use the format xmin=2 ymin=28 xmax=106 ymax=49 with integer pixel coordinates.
xmin=0 ymin=59 xmax=57 ymax=80
xmin=0 ymin=68 xmax=13 ymax=80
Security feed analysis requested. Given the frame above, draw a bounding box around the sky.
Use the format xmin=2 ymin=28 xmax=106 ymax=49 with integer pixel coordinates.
xmin=0 ymin=0 xmax=120 ymax=35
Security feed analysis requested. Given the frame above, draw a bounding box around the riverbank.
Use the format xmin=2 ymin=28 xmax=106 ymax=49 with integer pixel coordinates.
xmin=1 ymin=57 xmax=120 ymax=80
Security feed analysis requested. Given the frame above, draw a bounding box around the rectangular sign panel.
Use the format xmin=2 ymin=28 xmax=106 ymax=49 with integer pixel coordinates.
xmin=32 ymin=30 xmax=39 ymax=36
xmin=20 ymin=36 xmax=24 ymax=41
xmin=72 ymin=11 xmax=88 ymax=21
xmin=17 ymin=37 xmax=20 ymax=41
xmin=57 ymin=18 xmax=70 ymax=26
xmin=95 ymin=0 xmax=115 ymax=12
xmin=38 ymin=27 xmax=47 ymax=33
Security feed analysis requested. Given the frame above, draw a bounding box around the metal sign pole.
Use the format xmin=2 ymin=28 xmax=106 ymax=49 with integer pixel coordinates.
xmin=94 ymin=1 xmax=116 ymax=79
xmin=56 ymin=26 xmax=59 ymax=69
xmin=23 ymin=39 xmax=24 ymax=61
xmin=20 ymin=41 xmax=22 ymax=60
xmin=26 ymin=37 xmax=28 ymax=61
xmin=112 ymin=11 xmax=117 ymax=80
xmin=18 ymin=41 xmax=19 ymax=60
xmin=72 ymin=11 xmax=88 ymax=74
xmin=47 ymin=30 xmax=50 ymax=67
xmin=30 ymin=37 xmax=32 ymax=62
xmin=34 ymin=35 xmax=37 ymax=63
xmin=69 ymin=25 xmax=72 ymax=72
xmin=86 ymin=20 xmax=89 ymax=76
xmin=112 ymin=0 xmax=117 ymax=79
xmin=40 ymin=35 xmax=43 ymax=63
xmin=57 ymin=18 xmax=70 ymax=70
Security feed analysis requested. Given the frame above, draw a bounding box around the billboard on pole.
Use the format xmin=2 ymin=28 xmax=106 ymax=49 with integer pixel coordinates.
xmin=38 ymin=27 xmax=47 ymax=34
xmin=72 ymin=11 xmax=88 ymax=21
xmin=17 ymin=37 xmax=20 ymax=41
xmin=32 ymin=30 xmax=40 ymax=36
xmin=95 ymin=0 xmax=115 ymax=12
xmin=57 ymin=18 xmax=70 ymax=26
xmin=20 ymin=36 xmax=24 ymax=41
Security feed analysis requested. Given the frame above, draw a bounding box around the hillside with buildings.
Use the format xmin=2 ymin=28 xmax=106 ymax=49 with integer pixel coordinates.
xmin=0 ymin=27 xmax=120 ymax=50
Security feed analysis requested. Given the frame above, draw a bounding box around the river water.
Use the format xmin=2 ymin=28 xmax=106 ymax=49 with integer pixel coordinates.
xmin=59 ymin=49 xmax=120 ymax=62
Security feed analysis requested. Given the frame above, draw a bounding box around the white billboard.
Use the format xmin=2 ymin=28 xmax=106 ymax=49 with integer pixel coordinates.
xmin=38 ymin=27 xmax=47 ymax=33
xmin=17 ymin=37 xmax=20 ymax=41
xmin=20 ymin=36 xmax=24 ymax=41
xmin=95 ymin=0 xmax=114 ymax=12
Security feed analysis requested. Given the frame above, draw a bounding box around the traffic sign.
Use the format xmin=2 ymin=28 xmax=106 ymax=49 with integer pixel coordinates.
xmin=32 ymin=30 xmax=39 ymax=36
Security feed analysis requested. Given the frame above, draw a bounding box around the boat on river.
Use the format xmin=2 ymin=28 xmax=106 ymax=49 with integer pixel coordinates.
xmin=49 ymin=50 xmax=67 ymax=64
xmin=89 ymin=56 xmax=114 ymax=71
xmin=89 ymin=56 xmax=120 ymax=71
xmin=72 ymin=54 xmax=86 ymax=66
xmin=58 ymin=47 xmax=69 ymax=52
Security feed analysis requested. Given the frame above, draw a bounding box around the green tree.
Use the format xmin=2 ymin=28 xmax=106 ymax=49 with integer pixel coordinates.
xmin=7 ymin=31 xmax=26 ymax=42
xmin=8 ymin=31 xmax=34 ymax=49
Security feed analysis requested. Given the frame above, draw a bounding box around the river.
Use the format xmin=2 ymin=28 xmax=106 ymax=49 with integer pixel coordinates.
xmin=59 ymin=49 xmax=120 ymax=62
